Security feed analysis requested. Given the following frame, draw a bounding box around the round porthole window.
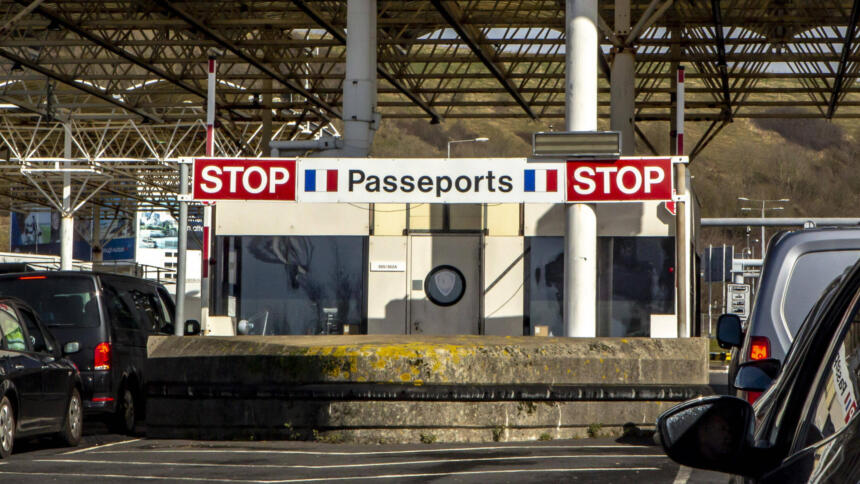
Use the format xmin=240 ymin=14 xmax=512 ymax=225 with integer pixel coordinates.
xmin=424 ymin=265 xmax=466 ymax=306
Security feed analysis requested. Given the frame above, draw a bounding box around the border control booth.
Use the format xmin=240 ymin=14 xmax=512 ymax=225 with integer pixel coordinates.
xmin=203 ymin=155 xmax=697 ymax=339
xmin=145 ymin=153 xmax=708 ymax=443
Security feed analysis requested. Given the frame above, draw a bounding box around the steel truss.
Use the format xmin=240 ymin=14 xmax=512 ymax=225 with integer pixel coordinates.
xmin=0 ymin=0 xmax=858 ymax=212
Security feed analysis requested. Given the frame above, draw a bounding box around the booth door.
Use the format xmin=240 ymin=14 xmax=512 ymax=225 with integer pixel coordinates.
xmin=408 ymin=235 xmax=480 ymax=335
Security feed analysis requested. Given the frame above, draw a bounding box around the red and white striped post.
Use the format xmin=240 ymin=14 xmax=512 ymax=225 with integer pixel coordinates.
xmin=676 ymin=65 xmax=685 ymax=155
xmin=674 ymin=64 xmax=690 ymax=338
xmin=201 ymin=56 xmax=216 ymax=330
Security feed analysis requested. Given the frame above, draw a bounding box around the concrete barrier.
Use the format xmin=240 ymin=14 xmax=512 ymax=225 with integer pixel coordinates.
xmin=146 ymin=335 xmax=709 ymax=443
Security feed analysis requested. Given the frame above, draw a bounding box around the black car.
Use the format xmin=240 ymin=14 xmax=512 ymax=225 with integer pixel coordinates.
xmin=0 ymin=297 xmax=82 ymax=458
xmin=0 ymin=271 xmax=186 ymax=434
xmin=657 ymin=256 xmax=860 ymax=483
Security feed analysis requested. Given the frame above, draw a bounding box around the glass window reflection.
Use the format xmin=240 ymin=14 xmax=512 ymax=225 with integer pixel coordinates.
xmin=237 ymin=236 xmax=366 ymax=335
xmin=526 ymin=236 xmax=675 ymax=337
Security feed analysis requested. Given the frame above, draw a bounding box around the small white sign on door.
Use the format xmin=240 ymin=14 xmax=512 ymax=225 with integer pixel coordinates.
xmin=370 ymin=261 xmax=406 ymax=272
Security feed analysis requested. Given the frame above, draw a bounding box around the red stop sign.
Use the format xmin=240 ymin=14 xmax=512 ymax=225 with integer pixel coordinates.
xmin=566 ymin=158 xmax=673 ymax=202
xmin=193 ymin=158 xmax=297 ymax=201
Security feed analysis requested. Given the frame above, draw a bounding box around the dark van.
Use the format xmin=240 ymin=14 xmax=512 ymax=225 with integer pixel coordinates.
xmin=719 ymin=227 xmax=860 ymax=403
xmin=0 ymin=271 xmax=178 ymax=434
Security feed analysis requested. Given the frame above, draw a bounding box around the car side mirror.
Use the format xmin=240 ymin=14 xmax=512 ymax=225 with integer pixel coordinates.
xmin=734 ymin=358 xmax=781 ymax=393
xmin=717 ymin=314 xmax=743 ymax=349
xmin=63 ymin=341 xmax=80 ymax=355
xmin=657 ymin=396 xmax=756 ymax=475
xmin=184 ymin=319 xmax=201 ymax=336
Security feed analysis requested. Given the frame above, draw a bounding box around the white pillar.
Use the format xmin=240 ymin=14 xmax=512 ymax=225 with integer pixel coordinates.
xmin=262 ymin=78 xmax=272 ymax=155
xmin=564 ymin=0 xmax=598 ymax=337
xmin=175 ymin=161 xmax=189 ymax=336
xmin=60 ymin=124 xmax=73 ymax=270
xmin=610 ymin=52 xmax=635 ymax=154
xmin=343 ymin=0 xmax=377 ymax=157
xmin=92 ymin=205 xmax=102 ymax=263
xmin=200 ymin=56 xmax=216 ymax=331
xmin=610 ymin=1 xmax=635 ymax=155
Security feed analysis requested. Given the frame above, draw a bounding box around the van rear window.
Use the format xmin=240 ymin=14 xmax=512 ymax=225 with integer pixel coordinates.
xmin=0 ymin=277 xmax=100 ymax=328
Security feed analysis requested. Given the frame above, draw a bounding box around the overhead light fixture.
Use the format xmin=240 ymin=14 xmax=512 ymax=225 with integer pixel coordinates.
xmin=532 ymin=131 xmax=621 ymax=158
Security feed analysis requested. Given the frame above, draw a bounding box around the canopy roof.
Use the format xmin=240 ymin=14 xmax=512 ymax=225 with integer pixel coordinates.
xmin=1 ymin=0 xmax=858 ymax=216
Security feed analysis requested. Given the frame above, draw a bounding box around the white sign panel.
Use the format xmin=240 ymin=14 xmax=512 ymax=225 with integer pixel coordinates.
xmin=370 ymin=261 xmax=406 ymax=272
xmin=726 ymin=283 xmax=751 ymax=319
xmin=298 ymin=158 xmax=564 ymax=204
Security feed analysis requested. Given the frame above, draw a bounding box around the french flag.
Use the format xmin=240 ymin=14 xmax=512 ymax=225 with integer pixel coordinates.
xmin=524 ymin=169 xmax=558 ymax=192
xmin=304 ymin=169 xmax=338 ymax=192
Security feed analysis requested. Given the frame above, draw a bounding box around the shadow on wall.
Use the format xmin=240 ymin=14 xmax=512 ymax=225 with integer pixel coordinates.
xmin=368 ymin=299 xmax=408 ymax=335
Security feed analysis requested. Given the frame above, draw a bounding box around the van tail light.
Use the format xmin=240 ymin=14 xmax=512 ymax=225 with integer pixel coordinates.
xmin=750 ymin=336 xmax=770 ymax=361
xmin=746 ymin=391 xmax=763 ymax=404
xmin=94 ymin=342 xmax=111 ymax=370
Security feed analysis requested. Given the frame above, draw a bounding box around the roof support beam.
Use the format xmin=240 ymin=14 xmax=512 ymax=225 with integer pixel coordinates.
xmin=0 ymin=48 xmax=162 ymax=123
xmin=153 ymin=0 xmax=340 ymax=121
xmin=711 ymin=0 xmax=732 ymax=119
xmin=291 ymin=0 xmax=441 ymax=123
xmin=22 ymin=2 xmax=207 ymax=100
xmin=627 ymin=0 xmax=673 ymax=45
xmin=827 ymin=0 xmax=860 ymax=118
xmin=0 ymin=0 xmax=45 ymax=36
xmin=431 ymin=0 xmax=537 ymax=119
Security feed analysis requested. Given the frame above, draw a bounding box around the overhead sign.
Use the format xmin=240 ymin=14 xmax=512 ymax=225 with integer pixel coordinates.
xmin=298 ymin=159 xmax=562 ymax=204
xmin=566 ymin=157 xmax=674 ymax=203
xmin=190 ymin=157 xmax=684 ymax=204
xmin=192 ymin=158 xmax=296 ymax=201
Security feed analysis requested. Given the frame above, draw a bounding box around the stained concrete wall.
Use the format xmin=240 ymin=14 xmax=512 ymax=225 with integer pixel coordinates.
xmin=146 ymin=335 xmax=709 ymax=442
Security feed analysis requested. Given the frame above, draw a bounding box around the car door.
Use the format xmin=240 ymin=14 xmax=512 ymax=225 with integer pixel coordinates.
xmin=0 ymin=302 xmax=45 ymax=433
xmin=759 ymin=282 xmax=860 ymax=483
xmin=18 ymin=305 xmax=68 ymax=425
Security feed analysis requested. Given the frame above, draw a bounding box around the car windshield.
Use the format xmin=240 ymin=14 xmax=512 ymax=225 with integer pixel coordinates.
xmin=0 ymin=276 xmax=100 ymax=328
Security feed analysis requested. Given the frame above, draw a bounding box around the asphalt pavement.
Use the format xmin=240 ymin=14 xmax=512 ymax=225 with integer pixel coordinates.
xmin=0 ymin=366 xmax=732 ymax=483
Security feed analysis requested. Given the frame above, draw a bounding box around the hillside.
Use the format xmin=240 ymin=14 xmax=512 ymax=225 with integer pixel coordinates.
xmin=371 ymin=114 xmax=860 ymax=248
xmin=0 ymin=114 xmax=852 ymax=253
xmin=373 ymin=115 xmax=860 ymax=219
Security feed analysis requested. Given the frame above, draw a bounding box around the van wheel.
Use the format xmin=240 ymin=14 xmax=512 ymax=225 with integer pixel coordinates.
xmin=58 ymin=389 xmax=82 ymax=447
xmin=0 ymin=396 xmax=14 ymax=459
xmin=112 ymin=387 xmax=136 ymax=435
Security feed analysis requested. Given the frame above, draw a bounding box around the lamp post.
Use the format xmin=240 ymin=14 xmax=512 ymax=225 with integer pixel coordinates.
xmin=738 ymin=197 xmax=789 ymax=258
xmin=447 ymin=137 xmax=488 ymax=158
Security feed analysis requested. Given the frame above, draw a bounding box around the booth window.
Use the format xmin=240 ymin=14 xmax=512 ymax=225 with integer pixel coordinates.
xmin=218 ymin=236 xmax=367 ymax=335
xmin=525 ymin=236 xmax=675 ymax=337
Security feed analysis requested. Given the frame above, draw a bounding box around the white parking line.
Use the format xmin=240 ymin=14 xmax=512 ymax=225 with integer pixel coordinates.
xmin=0 ymin=467 xmax=662 ymax=483
xmin=64 ymin=438 xmax=142 ymax=455
xmin=95 ymin=444 xmax=654 ymax=456
xmin=36 ymin=453 xmax=667 ymax=469
xmin=673 ymin=465 xmax=692 ymax=484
